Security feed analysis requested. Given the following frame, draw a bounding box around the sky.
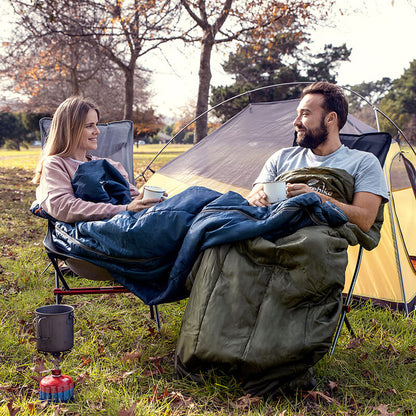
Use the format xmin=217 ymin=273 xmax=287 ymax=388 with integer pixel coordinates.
xmin=146 ymin=0 xmax=416 ymax=118
xmin=1 ymin=0 xmax=415 ymax=118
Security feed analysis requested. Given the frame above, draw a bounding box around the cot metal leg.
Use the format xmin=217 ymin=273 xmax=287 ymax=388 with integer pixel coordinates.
xmin=46 ymin=255 xmax=69 ymax=304
xmin=42 ymin=261 xmax=52 ymax=275
xmin=150 ymin=305 xmax=161 ymax=332
xmin=55 ymin=269 xmax=61 ymax=304
xmin=344 ymin=315 xmax=355 ymax=338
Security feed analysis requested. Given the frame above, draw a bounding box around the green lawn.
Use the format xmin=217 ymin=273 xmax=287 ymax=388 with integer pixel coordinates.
xmin=0 ymin=147 xmax=415 ymax=415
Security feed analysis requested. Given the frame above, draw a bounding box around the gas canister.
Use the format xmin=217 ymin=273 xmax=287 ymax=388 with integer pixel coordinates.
xmin=40 ymin=369 xmax=74 ymax=402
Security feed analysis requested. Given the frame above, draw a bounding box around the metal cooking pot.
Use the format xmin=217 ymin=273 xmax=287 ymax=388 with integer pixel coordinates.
xmin=34 ymin=305 xmax=74 ymax=354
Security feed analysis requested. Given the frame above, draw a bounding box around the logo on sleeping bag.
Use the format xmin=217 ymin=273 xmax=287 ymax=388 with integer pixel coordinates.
xmin=307 ymin=178 xmax=333 ymax=197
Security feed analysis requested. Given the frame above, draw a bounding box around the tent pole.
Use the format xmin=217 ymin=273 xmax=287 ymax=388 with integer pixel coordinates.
xmin=374 ymin=107 xmax=381 ymax=132
xmin=384 ymin=163 xmax=409 ymax=315
xmin=374 ymin=104 xmax=409 ymax=315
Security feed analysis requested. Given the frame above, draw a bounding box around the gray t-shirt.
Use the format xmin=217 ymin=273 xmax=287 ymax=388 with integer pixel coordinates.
xmin=255 ymin=145 xmax=389 ymax=201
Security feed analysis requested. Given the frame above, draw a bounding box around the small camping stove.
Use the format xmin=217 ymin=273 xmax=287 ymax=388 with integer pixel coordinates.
xmin=34 ymin=305 xmax=75 ymax=402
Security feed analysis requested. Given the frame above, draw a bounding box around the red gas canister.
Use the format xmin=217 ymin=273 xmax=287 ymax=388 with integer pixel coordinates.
xmin=39 ymin=369 xmax=74 ymax=402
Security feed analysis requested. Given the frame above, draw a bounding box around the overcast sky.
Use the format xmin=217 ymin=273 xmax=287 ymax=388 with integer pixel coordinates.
xmin=1 ymin=0 xmax=415 ymax=118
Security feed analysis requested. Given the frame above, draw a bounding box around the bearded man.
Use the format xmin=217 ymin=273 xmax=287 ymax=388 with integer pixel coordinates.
xmin=247 ymin=81 xmax=389 ymax=233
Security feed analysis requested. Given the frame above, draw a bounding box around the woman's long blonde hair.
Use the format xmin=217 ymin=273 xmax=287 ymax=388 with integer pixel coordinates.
xmin=32 ymin=96 xmax=100 ymax=184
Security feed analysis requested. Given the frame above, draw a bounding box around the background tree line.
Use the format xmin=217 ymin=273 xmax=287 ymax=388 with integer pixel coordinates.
xmin=1 ymin=0 xmax=415 ymax=148
xmin=0 ymin=0 xmax=339 ymax=147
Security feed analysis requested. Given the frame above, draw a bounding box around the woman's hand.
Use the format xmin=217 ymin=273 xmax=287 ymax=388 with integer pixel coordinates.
xmin=126 ymin=190 xmax=168 ymax=212
xmin=247 ymin=183 xmax=271 ymax=207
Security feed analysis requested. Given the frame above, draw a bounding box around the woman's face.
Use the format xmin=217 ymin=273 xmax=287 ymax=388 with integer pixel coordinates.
xmin=78 ymin=109 xmax=100 ymax=154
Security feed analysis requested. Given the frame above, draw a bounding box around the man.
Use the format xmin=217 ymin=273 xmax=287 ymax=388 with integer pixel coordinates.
xmin=247 ymin=81 xmax=389 ymax=233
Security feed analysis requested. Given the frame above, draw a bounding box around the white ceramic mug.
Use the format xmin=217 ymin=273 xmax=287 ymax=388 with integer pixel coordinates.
xmin=143 ymin=185 xmax=165 ymax=200
xmin=263 ymin=181 xmax=286 ymax=204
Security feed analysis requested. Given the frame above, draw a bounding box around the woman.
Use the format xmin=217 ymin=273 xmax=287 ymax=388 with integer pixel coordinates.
xmin=33 ymin=96 xmax=163 ymax=223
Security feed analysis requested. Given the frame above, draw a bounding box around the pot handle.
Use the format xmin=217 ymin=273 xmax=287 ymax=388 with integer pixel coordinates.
xmin=34 ymin=316 xmax=49 ymax=340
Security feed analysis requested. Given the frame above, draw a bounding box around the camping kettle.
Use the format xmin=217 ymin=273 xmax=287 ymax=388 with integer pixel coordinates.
xmin=34 ymin=305 xmax=74 ymax=354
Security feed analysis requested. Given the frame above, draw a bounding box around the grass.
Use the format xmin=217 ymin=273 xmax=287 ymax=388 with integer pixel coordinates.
xmin=1 ymin=147 xmax=416 ymax=415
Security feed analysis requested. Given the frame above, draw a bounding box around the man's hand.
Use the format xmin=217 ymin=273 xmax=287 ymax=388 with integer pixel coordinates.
xmin=286 ymin=182 xmax=313 ymax=198
xmin=247 ymin=183 xmax=271 ymax=207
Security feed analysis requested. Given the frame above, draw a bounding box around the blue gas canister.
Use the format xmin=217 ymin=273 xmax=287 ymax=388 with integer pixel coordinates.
xmin=40 ymin=369 xmax=74 ymax=402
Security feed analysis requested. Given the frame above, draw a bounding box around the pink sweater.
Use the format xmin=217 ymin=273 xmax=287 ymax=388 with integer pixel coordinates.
xmin=36 ymin=155 xmax=140 ymax=223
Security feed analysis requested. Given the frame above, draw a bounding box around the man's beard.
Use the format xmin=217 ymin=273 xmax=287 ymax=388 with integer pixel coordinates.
xmin=296 ymin=117 xmax=328 ymax=149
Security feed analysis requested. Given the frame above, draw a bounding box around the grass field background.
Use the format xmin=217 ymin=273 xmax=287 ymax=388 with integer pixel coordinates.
xmin=0 ymin=146 xmax=415 ymax=415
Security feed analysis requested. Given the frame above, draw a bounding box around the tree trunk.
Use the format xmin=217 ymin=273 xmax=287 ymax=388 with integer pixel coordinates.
xmin=194 ymin=33 xmax=214 ymax=143
xmin=70 ymin=68 xmax=80 ymax=96
xmin=124 ymin=69 xmax=134 ymax=120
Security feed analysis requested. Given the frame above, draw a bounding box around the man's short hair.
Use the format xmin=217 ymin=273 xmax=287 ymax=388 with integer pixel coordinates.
xmin=301 ymin=82 xmax=348 ymax=130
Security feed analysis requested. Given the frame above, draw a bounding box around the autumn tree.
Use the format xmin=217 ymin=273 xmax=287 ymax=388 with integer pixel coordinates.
xmin=2 ymin=0 xmax=181 ymax=119
xmin=170 ymin=101 xmax=197 ymax=143
xmin=1 ymin=29 xmax=148 ymax=119
xmin=179 ymin=0 xmax=334 ymax=142
xmin=133 ymin=108 xmax=164 ymax=141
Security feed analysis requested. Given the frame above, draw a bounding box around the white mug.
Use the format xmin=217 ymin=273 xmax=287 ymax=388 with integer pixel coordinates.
xmin=263 ymin=181 xmax=286 ymax=204
xmin=143 ymin=185 xmax=165 ymax=200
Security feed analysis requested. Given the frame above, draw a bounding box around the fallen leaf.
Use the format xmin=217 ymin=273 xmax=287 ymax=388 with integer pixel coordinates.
xmin=229 ymin=394 xmax=262 ymax=411
xmin=361 ymin=369 xmax=377 ymax=381
xmin=327 ymin=380 xmax=338 ymax=391
xmin=152 ymin=358 xmax=164 ymax=374
xmin=372 ymin=318 xmax=381 ymax=329
xmin=107 ymin=325 xmax=122 ymax=331
xmin=118 ymin=402 xmax=137 ymax=416
xmin=383 ymin=344 xmax=400 ymax=357
xmin=31 ymin=357 xmax=48 ymax=375
xmin=148 ymin=385 xmax=169 ymax=403
xmin=373 ymin=404 xmax=401 ymax=416
xmin=168 ymin=391 xmax=195 ymax=409
xmin=122 ymin=370 xmax=138 ymax=378
xmin=75 ymin=373 xmax=90 ymax=385
xmin=7 ymin=400 xmax=20 ymax=416
xmin=80 ymin=357 xmax=92 ymax=366
xmin=31 ymin=374 xmax=44 ymax=383
xmin=142 ymin=368 xmax=162 ymax=378
xmin=28 ymin=401 xmax=48 ymax=413
xmin=305 ymin=390 xmax=340 ymax=405
xmin=121 ymin=350 xmax=142 ymax=363
xmin=346 ymin=337 xmax=364 ymax=349
xmin=146 ymin=323 xmax=157 ymax=338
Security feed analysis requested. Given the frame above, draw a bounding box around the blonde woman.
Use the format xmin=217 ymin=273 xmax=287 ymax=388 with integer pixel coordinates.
xmin=33 ymin=96 xmax=162 ymax=223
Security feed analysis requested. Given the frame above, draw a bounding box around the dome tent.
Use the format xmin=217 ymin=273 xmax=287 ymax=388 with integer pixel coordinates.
xmin=144 ymin=87 xmax=416 ymax=312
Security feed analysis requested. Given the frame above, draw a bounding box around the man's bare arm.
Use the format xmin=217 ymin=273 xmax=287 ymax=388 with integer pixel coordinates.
xmin=286 ymin=183 xmax=382 ymax=233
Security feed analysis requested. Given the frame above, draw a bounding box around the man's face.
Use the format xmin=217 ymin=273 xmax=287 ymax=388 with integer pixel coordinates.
xmin=293 ymin=94 xmax=328 ymax=149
